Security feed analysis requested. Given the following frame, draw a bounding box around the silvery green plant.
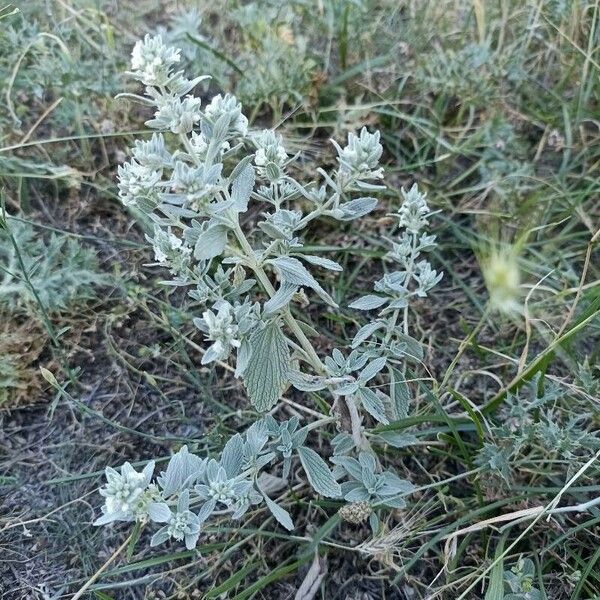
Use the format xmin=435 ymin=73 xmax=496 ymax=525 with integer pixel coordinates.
xmin=0 ymin=216 xmax=107 ymax=312
xmin=502 ymin=558 xmax=542 ymax=600
xmin=95 ymin=35 xmax=443 ymax=547
xmin=94 ymin=417 xmax=345 ymax=545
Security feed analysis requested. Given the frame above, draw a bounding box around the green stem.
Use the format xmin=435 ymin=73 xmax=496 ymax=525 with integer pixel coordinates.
xmin=231 ymin=222 xmax=326 ymax=374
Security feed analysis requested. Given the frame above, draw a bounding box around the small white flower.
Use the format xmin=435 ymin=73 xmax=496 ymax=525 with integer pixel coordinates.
xmin=94 ymin=461 xmax=155 ymax=525
xmin=196 ymin=301 xmax=241 ymax=364
xmin=252 ymin=130 xmax=288 ymax=183
xmin=204 ymin=94 xmax=248 ymax=136
xmin=334 ymin=127 xmax=384 ymax=181
xmin=130 ymin=35 xmax=181 ymax=86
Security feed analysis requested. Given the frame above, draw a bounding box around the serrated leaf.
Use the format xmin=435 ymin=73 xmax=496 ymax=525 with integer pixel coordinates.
xmin=333 ymin=380 xmax=360 ymax=395
xmin=264 ymin=282 xmax=297 ymax=314
xmin=297 ymin=320 xmax=320 ymax=338
xmin=206 ymin=113 xmax=231 ymax=163
xmin=393 ymin=330 xmax=424 ymax=362
xmin=389 ymin=366 xmax=410 ymax=418
xmin=359 ymin=357 xmax=387 ymax=382
xmin=221 ymin=434 xmax=244 ymax=477
xmin=258 ymin=220 xmax=287 ymax=240
xmin=270 ymin=256 xmax=338 ymax=308
xmin=388 ymin=297 xmax=408 ymax=309
xmin=158 ymin=204 xmax=198 ymax=219
xmin=331 ymin=455 xmax=362 ymax=480
xmin=243 ymin=322 xmax=290 ymax=411
xmin=297 ymin=446 xmax=341 ymax=498
xmin=148 ymin=502 xmax=171 ymax=523
xmin=349 ymin=295 xmax=387 ymax=310
xmin=337 ymin=197 xmax=378 ymax=220
xmin=379 ymin=471 xmax=415 ymax=495
xmin=228 ymin=154 xmax=253 ymax=182
xmin=234 ymin=340 xmax=251 ymax=378
xmin=288 ymin=370 xmax=328 ymax=392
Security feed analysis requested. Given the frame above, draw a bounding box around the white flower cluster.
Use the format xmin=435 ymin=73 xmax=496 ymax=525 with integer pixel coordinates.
xmin=397 ymin=183 xmax=431 ymax=233
xmin=148 ymin=96 xmax=202 ymax=135
xmin=149 ymin=490 xmax=201 ymax=550
xmin=132 ymin=133 xmax=172 ymax=170
xmin=130 ymin=34 xmax=181 ymax=86
xmin=205 ymin=94 xmax=248 ymax=136
xmin=149 ymin=226 xmax=191 ymax=277
xmin=93 ymin=461 xmax=156 ymax=525
xmin=393 ymin=185 xmax=442 ymax=295
xmin=198 ymin=301 xmax=241 ymax=363
xmin=193 ymin=300 xmax=259 ymax=367
xmin=253 ymin=129 xmax=288 ymax=183
xmin=333 ymin=127 xmax=384 ymax=183
xmin=117 ymin=161 xmax=161 ymax=210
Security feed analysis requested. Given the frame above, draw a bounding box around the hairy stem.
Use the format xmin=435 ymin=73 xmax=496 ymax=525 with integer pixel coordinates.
xmin=232 ymin=221 xmax=326 ymax=374
xmin=233 ymin=218 xmax=371 ymax=452
xmin=344 ymin=395 xmax=365 ymax=449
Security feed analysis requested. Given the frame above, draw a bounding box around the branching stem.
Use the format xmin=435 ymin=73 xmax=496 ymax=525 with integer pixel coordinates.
xmin=232 ymin=221 xmax=326 ymax=375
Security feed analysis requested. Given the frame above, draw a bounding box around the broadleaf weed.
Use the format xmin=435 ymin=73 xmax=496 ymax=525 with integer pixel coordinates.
xmin=94 ymin=34 xmax=443 ymax=550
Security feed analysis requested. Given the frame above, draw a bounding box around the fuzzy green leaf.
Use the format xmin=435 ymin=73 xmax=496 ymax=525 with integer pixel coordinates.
xmin=297 ymin=446 xmax=342 ymax=498
xmin=270 ymin=256 xmax=338 ymax=308
xmin=263 ymin=492 xmax=294 ymax=531
xmin=243 ymin=322 xmax=290 ymax=412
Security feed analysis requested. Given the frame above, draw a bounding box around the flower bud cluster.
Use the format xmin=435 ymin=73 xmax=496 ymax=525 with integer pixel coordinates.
xmin=333 ymin=127 xmax=384 ymax=184
xmin=94 ymin=462 xmax=156 ymax=525
xmin=117 ymin=161 xmax=161 ymax=210
xmin=130 ymin=34 xmax=181 ymax=86
xmin=397 ymin=183 xmax=431 ymax=233
xmin=148 ymin=226 xmax=191 ymax=277
xmin=205 ymin=94 xmax=248 ymax=136
xmin=194 ymin=300 xmax=259 ymax=366
xmin=253 ymin=129 xmax=289 ymax=183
